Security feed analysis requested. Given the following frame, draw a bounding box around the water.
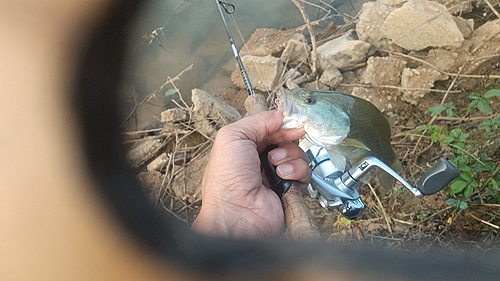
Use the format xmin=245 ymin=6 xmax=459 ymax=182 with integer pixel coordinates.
xmin=121 ymin=0 xmax=363 ymax=129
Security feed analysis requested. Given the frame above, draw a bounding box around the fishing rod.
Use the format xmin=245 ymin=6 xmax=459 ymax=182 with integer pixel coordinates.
xmin=215 ymin=0 xmax=254 ymax=96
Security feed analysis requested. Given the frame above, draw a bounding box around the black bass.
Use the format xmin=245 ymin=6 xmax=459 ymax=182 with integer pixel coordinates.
xmin=276 ymin=88 xmax=400 ymax=189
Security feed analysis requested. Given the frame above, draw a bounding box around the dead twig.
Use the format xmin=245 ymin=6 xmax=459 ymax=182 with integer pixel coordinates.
xmin=368 ymin=183 xmax=393 ymax=235
xmin=468 ymin=213 xmax=500 ymax=229
xmin=291 ymin=0 xmax=319 ymax=75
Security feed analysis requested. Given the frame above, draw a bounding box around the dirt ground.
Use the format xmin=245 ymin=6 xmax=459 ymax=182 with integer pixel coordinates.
xmin=127 ymin=3 xmax=500 ymax=254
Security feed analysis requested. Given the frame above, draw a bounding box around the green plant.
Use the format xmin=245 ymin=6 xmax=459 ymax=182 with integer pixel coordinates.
xmin=418 ymin=89 xmax=500 ymax=210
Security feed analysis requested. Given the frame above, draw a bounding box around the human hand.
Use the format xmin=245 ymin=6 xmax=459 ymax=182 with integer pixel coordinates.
xmin=191 ymin=110 xmax=311 ymax=239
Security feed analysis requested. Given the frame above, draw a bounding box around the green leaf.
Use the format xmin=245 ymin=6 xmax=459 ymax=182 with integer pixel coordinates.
xmin=445 ymin=198 xmax=458 ymax=207
xmin=459 ymin=201 xmax=468 ymax=210
xmin=449 ymin=179 xmax=467 ymax=194
xmin=460 ymin=171 xmax=472 ymax=181
xmin=425 ymin=105 xmax=446 ymax=116
xmin=484 ymin=89 xmax=500 ymax=98
xmin=491 ymin=178 xmax=499 ymax=188
xmin=440 ymin=135 xmax=454 ymax=144
xmin=469 ymin=93 xmax=481 ymax=100
xmin=463 ymin=184 xmax=474 ymax=198
xmin=164 ymin=88 xmax=179 ymax=97
xmin=467 ymin=99 xmax=478 ymax=112
xmin=478 ymin=99 xmax=490 ymax=115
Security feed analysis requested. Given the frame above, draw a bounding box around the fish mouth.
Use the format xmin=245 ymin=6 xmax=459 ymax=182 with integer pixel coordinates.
xmin=276 ymin=90 xmax=303 ymax=129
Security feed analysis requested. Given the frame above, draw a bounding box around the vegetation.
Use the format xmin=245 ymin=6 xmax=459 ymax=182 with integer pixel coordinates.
xmin=413 ymin=89 xmax=500 ymax=233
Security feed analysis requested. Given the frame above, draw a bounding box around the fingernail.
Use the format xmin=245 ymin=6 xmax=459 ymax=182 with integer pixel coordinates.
xmin=277 ymin=164 xmax=293 ymax=177
xmin=269 ymin=147 xmax=286 ymax=162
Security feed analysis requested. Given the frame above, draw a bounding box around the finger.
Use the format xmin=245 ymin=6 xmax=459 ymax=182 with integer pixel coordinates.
xmin=274 ymin=159 xmax=311 ymax=185
xmin=219 ymin=110 xmax=305 ymax=150
xmin=219 ymin=110 xmax=283 ymax=144
xmin=267 ymin=143 xmax=309 ymax=167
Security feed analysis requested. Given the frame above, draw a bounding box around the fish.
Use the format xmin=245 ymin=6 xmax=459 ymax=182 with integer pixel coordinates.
xmin=275 ymin=87 xmax=401 ymax=189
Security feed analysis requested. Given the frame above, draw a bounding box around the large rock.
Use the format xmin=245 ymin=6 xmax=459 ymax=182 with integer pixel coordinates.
xmin=316 ymin=30 xmax=373 ymax=71
xmin=231 ymin=54 xmax=284 ymax=92
xmin=380 ymin=0 xmax=464 ymax=51
xmin=356 ymin=1 xmax=397 ymax=50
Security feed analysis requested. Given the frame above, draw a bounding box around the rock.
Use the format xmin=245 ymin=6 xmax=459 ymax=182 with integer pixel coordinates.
xmin=400 ymin=67 xmax=443 ymax=105
xmin=160 ymin=108 xmax=189 ymax=124
xmin=351 ymin=87 xmax=399 ymax=113
xmin=454 ymin=16 xmax=474 ymax=39
xmin=380 ymin=0 xmax=464 ymax=51
xmin=358 ymin=56 xmax=407 ymax=110
xmin=191 ymin=88 xmax=241 ymax=136
xmin=363 ymin=56 xmax=407 ymax=86
xmin=241 ymin=28 xmax=306 ymax=57
xmin=319 ymin=65 xmax=343 ymax=88
xmin=379 ymin=0 xmax=407 ymax=6
xmin=460 ymin=19 xmax=500 ymax=89
xmin=356 ymin=1 xmax=397 ymax=50
xmin=231 ymin=54 xmax=284 ymax=92
xmin=280 ymin=39 xmax=310 ymax=66
xmin=316 ymin=30 xmax=373 ymax=71
xmin=469 ymin=19 xmax=500 ymax=57
xmin=424 ymin=48 xmax=464 ymax=74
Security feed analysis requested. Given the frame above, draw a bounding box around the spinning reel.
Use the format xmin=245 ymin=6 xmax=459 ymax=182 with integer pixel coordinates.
xmin=300 ymin=140 xmax=460 ymax=220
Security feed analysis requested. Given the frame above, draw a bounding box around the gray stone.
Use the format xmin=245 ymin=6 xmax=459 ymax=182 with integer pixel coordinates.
xmin=316 ymin=30 xmax=373 ymax=71
xmin=380 ymin=0 xmax=464 ymax=51
xmin=231 ymin=54 xmax=284 ymax=92
xmin=319 ymin=65 xmax=343 ymax=88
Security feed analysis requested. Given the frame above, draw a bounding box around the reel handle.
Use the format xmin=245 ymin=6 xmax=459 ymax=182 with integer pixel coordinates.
xmin=417 ymin=158 xmax=460 ymax=195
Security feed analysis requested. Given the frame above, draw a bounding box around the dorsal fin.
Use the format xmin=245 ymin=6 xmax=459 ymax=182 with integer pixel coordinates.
xmin=340 ymin=138 xmax=370 ymax=151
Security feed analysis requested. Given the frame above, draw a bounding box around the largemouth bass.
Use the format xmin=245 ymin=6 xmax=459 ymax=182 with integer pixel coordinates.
xmin=276 ymin=88 xmax=401 ymax=189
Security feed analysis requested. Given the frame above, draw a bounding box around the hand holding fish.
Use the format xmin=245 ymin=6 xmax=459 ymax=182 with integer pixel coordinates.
xmin=191 ymin=110 xmax=311 ymax=238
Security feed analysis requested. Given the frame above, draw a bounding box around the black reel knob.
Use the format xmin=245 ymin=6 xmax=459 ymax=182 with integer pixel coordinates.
xmin=416 ymin=158 xmax=460 ymax=195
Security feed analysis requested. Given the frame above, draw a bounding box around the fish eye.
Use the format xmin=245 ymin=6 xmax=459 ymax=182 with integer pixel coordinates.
xmin=303 ymin=96 xmax=316 ymax=104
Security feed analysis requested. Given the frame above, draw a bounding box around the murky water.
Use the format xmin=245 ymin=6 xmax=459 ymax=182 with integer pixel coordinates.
xmin=121 ymin=0 xmax=364 ymax=129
